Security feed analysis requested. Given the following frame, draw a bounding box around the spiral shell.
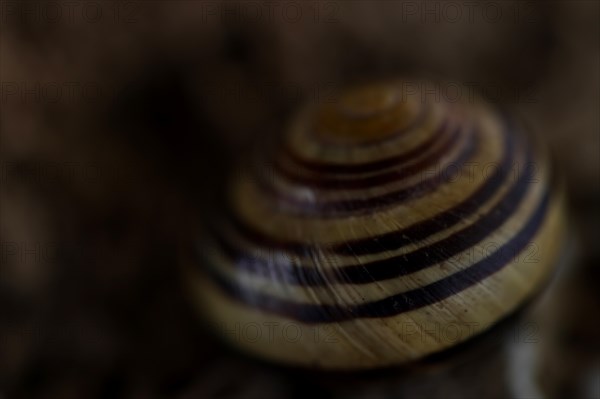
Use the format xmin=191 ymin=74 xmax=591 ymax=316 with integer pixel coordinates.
xmin=189 ymin=81 xmax=565 ymax=370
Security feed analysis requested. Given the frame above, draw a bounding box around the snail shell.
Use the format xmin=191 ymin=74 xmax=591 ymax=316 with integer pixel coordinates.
xmin=188 ymin=81 xmax=565 ymax=370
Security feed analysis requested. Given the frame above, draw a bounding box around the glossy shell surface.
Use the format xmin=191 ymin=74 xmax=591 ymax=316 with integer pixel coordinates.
xmin=189 ymin=81 xmax=565 ymax=370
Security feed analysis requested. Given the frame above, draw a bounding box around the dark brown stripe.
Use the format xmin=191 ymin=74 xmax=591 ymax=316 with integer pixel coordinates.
xmin=331 ymin=156 xmax=535 ymax=282
xmin=203 ymin=187 xmax=550 ymax=324
xmin=284 ymin=107 xmax=443 ymax=175
xmin=260 ymin=126 xmax=479 ymax=217
xmin=209 ymin=144 xmax=534 ymax=287
xmin=333 ymin=125 xmax=516 ymax=255
xmin=276 ymin=123 xmax=462 ymax=190
xmin=224 ymin=117 xmax=515 ymax=257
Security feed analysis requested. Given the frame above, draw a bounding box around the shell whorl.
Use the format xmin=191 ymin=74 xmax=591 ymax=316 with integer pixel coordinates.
xmin=190 ymin=81 xmax=565 ymax=370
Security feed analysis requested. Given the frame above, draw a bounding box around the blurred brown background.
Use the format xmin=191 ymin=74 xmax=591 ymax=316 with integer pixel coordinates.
xmin=1 ymin=1 xmax=598 ymax=398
